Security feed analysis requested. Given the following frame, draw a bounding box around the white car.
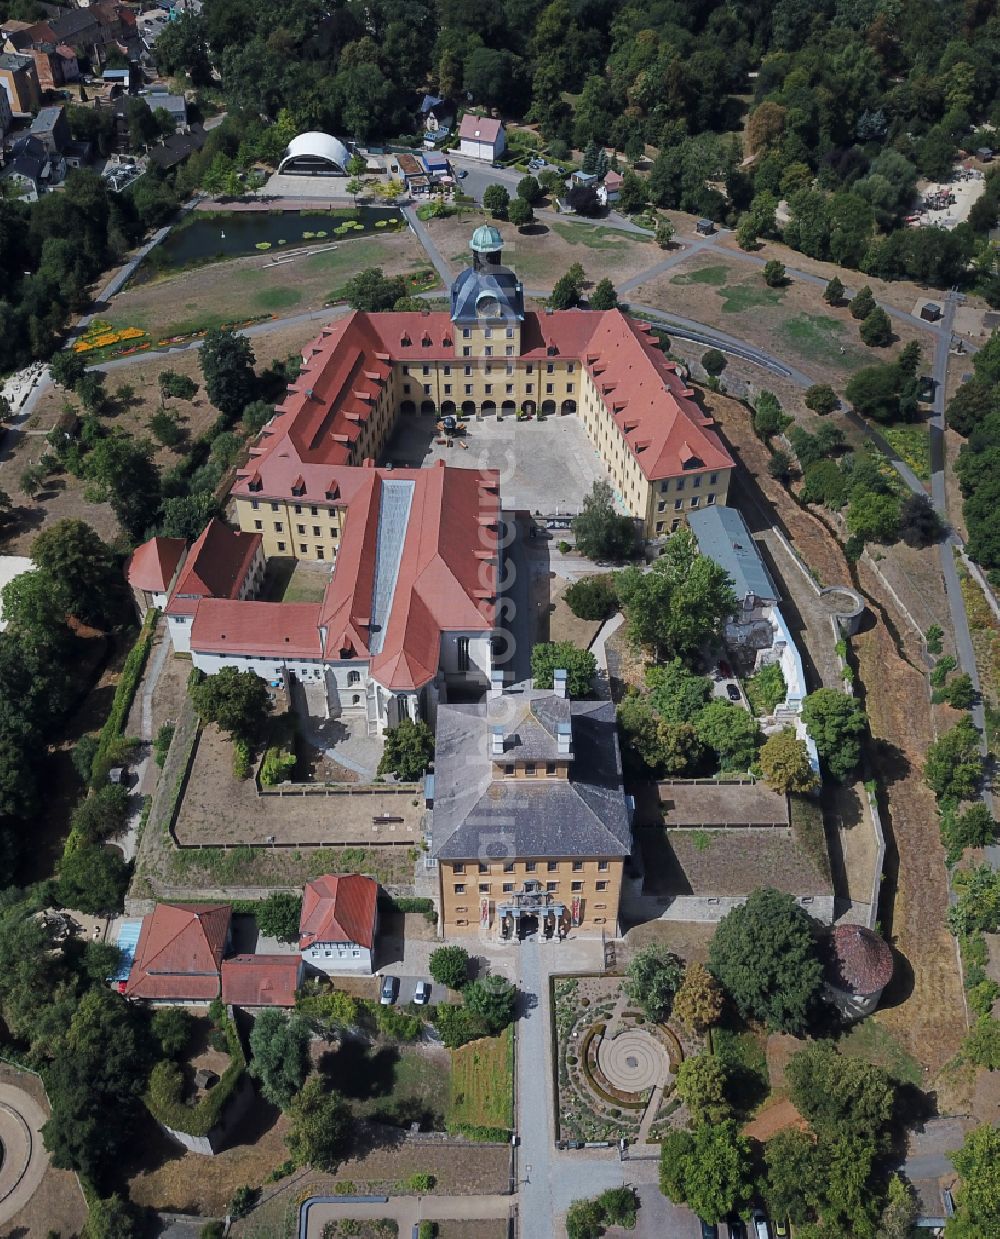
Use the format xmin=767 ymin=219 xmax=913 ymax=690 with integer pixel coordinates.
xmin=414 ymin=980 xmax=431 ymax=1005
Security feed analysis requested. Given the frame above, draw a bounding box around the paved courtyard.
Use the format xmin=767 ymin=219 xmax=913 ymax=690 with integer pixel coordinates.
xmin=382 ymin=412 xmax=612 ymax=516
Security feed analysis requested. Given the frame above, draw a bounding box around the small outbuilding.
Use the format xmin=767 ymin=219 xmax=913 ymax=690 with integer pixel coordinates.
xmin=824 ymin=923 xmax=894 ymax=1020
xmin=221 ymin=954 xmax=302 ymax=1008
xmin=278 ymin=131 xmax=350 ymax=176
xmin=696 ymin=218 xmax=716 ymax=236
xmin=920 ymin=301 xmax=943 ymax=322
xmin=976 ymin=146 xmax=993 ymax=163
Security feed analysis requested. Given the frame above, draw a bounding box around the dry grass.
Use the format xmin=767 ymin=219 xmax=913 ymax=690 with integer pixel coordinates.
xmin=546 ymin=575 xmax=607 ymax=648
xmin=448 ymin=1027 xmax=514 ymax=1131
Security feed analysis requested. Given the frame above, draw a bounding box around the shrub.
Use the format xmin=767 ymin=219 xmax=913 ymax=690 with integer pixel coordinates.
xmin=763 ymin=259 xmax=786 ymax=286
xmin=90 ymin=610 xmax=157 ymax=786
xmin=232 ymin=737 xmax=252 ymax=779
xmin=228 ymin=1186 xmax=260 ymax=1219
xmin=260 ymin=745 xmax=296 ymax=786
xmin=564 ymin=575 xmax=617 ymax=621
xmin=428 ymin=945 xmax=470 ymax=990
xmin=407 ymin=1173 xmax=436 ymax=1192
xmin=153 ymin=723 xmax=175 ymax=767
xmin=805 ymin=383 xmax=839 ymax=415
xmin=146 ymin=1010 xmax=246 ymax=1136
xmin=374 ymin=1002 xmax=423 ymax=1041
xmin=255 ymin=892 xmax=302 ymax=942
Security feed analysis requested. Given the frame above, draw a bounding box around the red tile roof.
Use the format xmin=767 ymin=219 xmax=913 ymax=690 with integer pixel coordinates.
xmin=191 ymin=600 xmax=324 ymax=658
xmin=458 ymin=114 xmax=503 ymax=143
xmin=124 ymin=903 xmax=231 ymax=1001
xmin=827 ymin=924 xmax=894 ymax=997
xmin=221 ymin=954 xmax=301 ymax=1007
xmin=126 ymin=536 xmax=186 ymax=594
xmin=300 ymin=874 xmax=378 ymax=949
xmin=166 ymin=518 xmax=261 ymax=617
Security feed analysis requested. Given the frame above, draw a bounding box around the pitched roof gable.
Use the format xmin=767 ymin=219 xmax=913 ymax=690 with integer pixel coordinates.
xmin=166 ymin=518 xmax=260 ymax=616
xmin=127 ymin=535 xmax=186 ymax=593
xmin=299 ymin=874 xmax=378 ymax=949
xmin=125 ymin=903 xmax=231 ymax=1000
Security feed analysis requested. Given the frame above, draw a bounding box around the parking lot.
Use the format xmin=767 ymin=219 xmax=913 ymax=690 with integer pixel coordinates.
xmin=382 ymin=412 xmax=612 ymax=515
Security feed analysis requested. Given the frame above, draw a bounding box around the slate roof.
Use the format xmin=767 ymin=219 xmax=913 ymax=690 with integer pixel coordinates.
xmin=450 ymin=261 xmax=524 ymax=324
xmin=432 ymin=691 xmax=631 ymax=861
xmin=125 ymin=903 xmax=231 ymax=1001
xmin=127 ymin=535 xmax=186 ymax=593
xmin=221 ymin=954 xmax=300 ymax=1007
xmin=491 ymin=692 xmax=572 ymax=761
xmin=299 ymin=874 xmax=378 ymax=949
xmin=689 ymin=505 xmax=779 ymax=603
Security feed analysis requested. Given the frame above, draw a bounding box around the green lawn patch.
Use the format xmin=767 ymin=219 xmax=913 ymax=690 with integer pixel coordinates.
xmin=322 ymin=1039 xmax=449 ymax=1130
xmin=550 ymin=221 xmax=642 ymax=251
xmin=447 ymin=1025 xmax=514 ymax=1136
xmin=717 ymin=282 xmax=785 ymax=313
xmin=778 ymin=314 xmax=860 ymax=369
xmin=669 ymin=264 xmax=730 ymax=287
xmin=252 ymin=286 xmax=303 ymax=311
xmin=880 ymin=421 xmax=931 ymax=482
xmin=839 ymin=1019 xmax=922 ymax=1087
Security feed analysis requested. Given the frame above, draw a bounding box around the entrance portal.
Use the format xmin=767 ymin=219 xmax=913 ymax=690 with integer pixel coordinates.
xmin=518 ymin=914 xmax=539 ymax=940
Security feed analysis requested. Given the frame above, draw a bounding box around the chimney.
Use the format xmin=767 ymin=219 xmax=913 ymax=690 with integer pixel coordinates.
xmin=553 ymin=669 xmax=567 ymax=699
xmin=490 ymin=669 xmax=505 ymax=698
xmin=557 ymin=722 xmax=571 ymax=756
xmin=491 ymin=726 xmax=504 ymax=757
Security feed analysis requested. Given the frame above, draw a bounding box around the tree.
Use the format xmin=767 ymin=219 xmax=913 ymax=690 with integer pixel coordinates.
xmin=550 ymin=262 xmax=587 ymax=310
xmin=508 ymin=196 xmax=534 ymax=228
xmin=150 ymin=409 xmax=183 ymax=448
xmin=50 ymin=350 xmax=87 ymax=390
xmin=941 ymin=803 xmax=996 ymax=861
xmin=242 ymin=400 xmax=275 ymax=435
xmin=342 ymin=267 xmax=407 ymax=312
xmin=377 ymin=718 xmax=434 ymax=780
xmin=823 ymin=276 xmax=845 ymax=305
xmin=255 ymin=893 xmax=302 ymax=943
xmin=676 ymin=1053 xmax=731 ymax=1125
xmin=786 ymin=1041 xmax=894 ymax=1146
xmin=57 ymin=843 xmax=129 ymax=914
xmin=708 ymin=888 xmax=823 ymax=1033
xmin=736 ymin=214 xmax=759 ymax=250
xmin=248 ymin=1009 xmax=310 ymax=1109
xmin=1 ymin=569 xmax=71 ymax=642
xmin=152 ymin=1006 xmax=193 ymax=1059
xmin=199 ymin=328 xmax=256 ymax=421
xmin=158 ymin=370 xmax=198 ymax=402
xmin=925 ymin=716 xmax=984 ymax=801
xmin=753 ymin=391 xmax=789 ymax=440
xmin=190 ymin=667 xmax=271 ymax=740
xmin=693 ymin=700 xmax=761 ymax=772
xmin=429 ymin=945 xmax=470 ymax=990
xmin=899 ymin=493 xmax=942 ymax=548
xmin=81 ymin=1192 xmax=140 ymax=1239
xmin=564 ymin=575 xmax=617 ymax=621
xmin=617 ymin=169 xmax=647 ymax=214
xmin=625 ymin=946 xmax=682 ymax=1021
xmin=805 ymin=384 xmax=839 ymax=415
xmin=765 ymin=1128 xmax=826 ymax=1225
xmin=659 ymin=1122 xmax=754 ymax=1222
xmin=517 ymin=174 xmax=541 ymax=204
xmin=859 ymin=306 xmax=893 ymax=347
xmin=83 ymin=435 xmax=162 ymax=540
xmin=645 ymin=660 xmax=711 ymax=724
xmin=285 ymin=1077 xmax=352 ymax=1170
xmin=801 ymin=688 xmax=867 ymax=780
xmin=849 ymin=286 xmax=876 ymax=320
xmin=615 ymin=528 xmax=737 ymax=661
xmin=701 ymin=348 xmax=726 ymax=377
xmin=75 ymin=373 xmax=106 ymax=414
xmin=589 ymin=278 xmax=618 ymax=311
xmin=654 ymin=218 xmax=674 ymax=249
xmin=672 ymin=962 xmax=724 ymax=1035
xmin=571 ymin=480 xmax=635 ymax=560
xmin=946 ymin=379 xmax=995 ymax=437
xmin=482 ymin=184 xmax=510 ymax=219
xmin=759 ymin=729 xmax=818 ymax=794
xmin=463 ymin=974 xmax=516 ymax=1033
xmin=531 ymin=642 xmax=596 ymax=698
xmin=948 ymin=1124 xmax=1000 ymax=1238
xmin=763 ymin=259 xmax=786 ymax=287
xmin=845 ymin=361 xmax=911 ymax=424
xmin=566 ymin=1188 xmax=637 ymax=1239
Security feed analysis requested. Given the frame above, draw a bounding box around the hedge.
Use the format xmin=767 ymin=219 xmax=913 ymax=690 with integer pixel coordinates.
xmin=445 ymin=1122 xmax=511 ymax=1142
xmin=145 ymin=1012 xmax=246 ymax=1137
xmin=90 ymin=608 xmax=159 ymax=786
xmin=379 ymin=896 xmax=435 ymax=916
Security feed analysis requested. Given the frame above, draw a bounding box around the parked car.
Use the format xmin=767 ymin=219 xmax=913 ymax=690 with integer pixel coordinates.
xmin=773 ymin=1220 xmax=789 ymax=1238
xmin=456 ymin=168 xmax=467 ymax=178
xmin=700 ymin=1221 xmax=719 ymax=1239
xmin=752 ymin=1210 xmax=772 ymax=1239
xmin=726 ymin=683 xmax=741 ymax=702
xmin=379 ymin=974 xmax=399 ymax=1005
xmin=414 ymin=980 xmax=431 ymax=1005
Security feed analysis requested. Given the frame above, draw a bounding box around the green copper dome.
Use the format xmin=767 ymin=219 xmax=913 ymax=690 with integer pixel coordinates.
xmin=470 ymin=224 xmax=503 ymax=254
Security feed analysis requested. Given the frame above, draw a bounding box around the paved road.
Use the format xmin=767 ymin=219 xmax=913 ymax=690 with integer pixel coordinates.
xmin=403 ymin=203 xmax=455 ymax=286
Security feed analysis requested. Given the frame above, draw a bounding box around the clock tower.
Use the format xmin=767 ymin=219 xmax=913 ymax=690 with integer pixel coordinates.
xmin=450 ymin=224 xmax=525 ymax=358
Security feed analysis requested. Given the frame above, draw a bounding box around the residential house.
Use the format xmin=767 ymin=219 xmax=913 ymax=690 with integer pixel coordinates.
xmin=419 ymin=93 xmax=454 ymax=135
xmin=3 ymin=154 xmax=44 ymax=200
xmin=29 ymin=104 xmax=70 ymax=154
xmin=599 ymin=169 xmax=622 ymax=205
xmin=147 ymin=123 xmax=207 ymax=171
xmin=141 ymin=85 xmax=187 ymax=132
xmin=0 ymin=51 xmax=40 ymax=115
xmin=299 ymin=874 xmax=379 ymax=974
xmin=123 ymin=902 xmax=232 ymax=1003
xmin=126 ymin=534 xmax=187 ymax=615
xmin=221 ymin=955 xmax=303 ymax=1008
xmin=432 ymin=672 xmax=633 ymax=938
xmin=457 ymin=113 xmax=505 ymax=162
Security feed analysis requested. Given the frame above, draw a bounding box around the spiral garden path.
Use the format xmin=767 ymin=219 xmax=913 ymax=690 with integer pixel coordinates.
xmin=597 ymin=1028 xmax=670 ymax=1095
xmin=0 ymin=1081 xmax=50 ymax=1226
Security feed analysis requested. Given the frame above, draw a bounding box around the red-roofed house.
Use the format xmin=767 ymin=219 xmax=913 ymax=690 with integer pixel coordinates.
xmin=299 ymin=874 xmax=379 ymax=974
xmin=124 ymin=903 xmax=232 ymax=1004
xmin=165 ymin=518 xmax=265 ymax=654
xmin=221 ymin=954 xmax=303 ymax=1007
xmin=599 ymin=169 xmax=623 ymax=204
xmin=458 ymin=113 xmax=505 ymax=161
xmin=126 ymin=535 xmax=186 ymax=616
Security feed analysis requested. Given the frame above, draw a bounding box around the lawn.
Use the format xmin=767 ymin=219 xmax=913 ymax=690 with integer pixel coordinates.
xmin=778 ymin=314 xmax=864 ymax=370
xmin=447 ymin=1026 xmax=514 ymax=1134
xmin=717 ymin=281 xmax=785 ymax=313
xmin=263 ymin=558 xmax=331 ymax=603
xmin=670 ymin=264 xmax=730 ymax=287
xmin=880 ymin=421 xmax=931 ymax=482
xmin=550 ymin=220 xmax=647 ymax=251
xmin=839 ymin=1018 xmax=923 ymax=1087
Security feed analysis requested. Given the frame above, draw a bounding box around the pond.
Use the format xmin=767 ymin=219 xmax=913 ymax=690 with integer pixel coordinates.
xmin=137 ymin=205 xmax=406 ymax=279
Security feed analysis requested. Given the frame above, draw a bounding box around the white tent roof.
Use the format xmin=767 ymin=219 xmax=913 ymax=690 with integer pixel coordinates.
xmin=278 ymin=132 xmax=350 ymax=173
